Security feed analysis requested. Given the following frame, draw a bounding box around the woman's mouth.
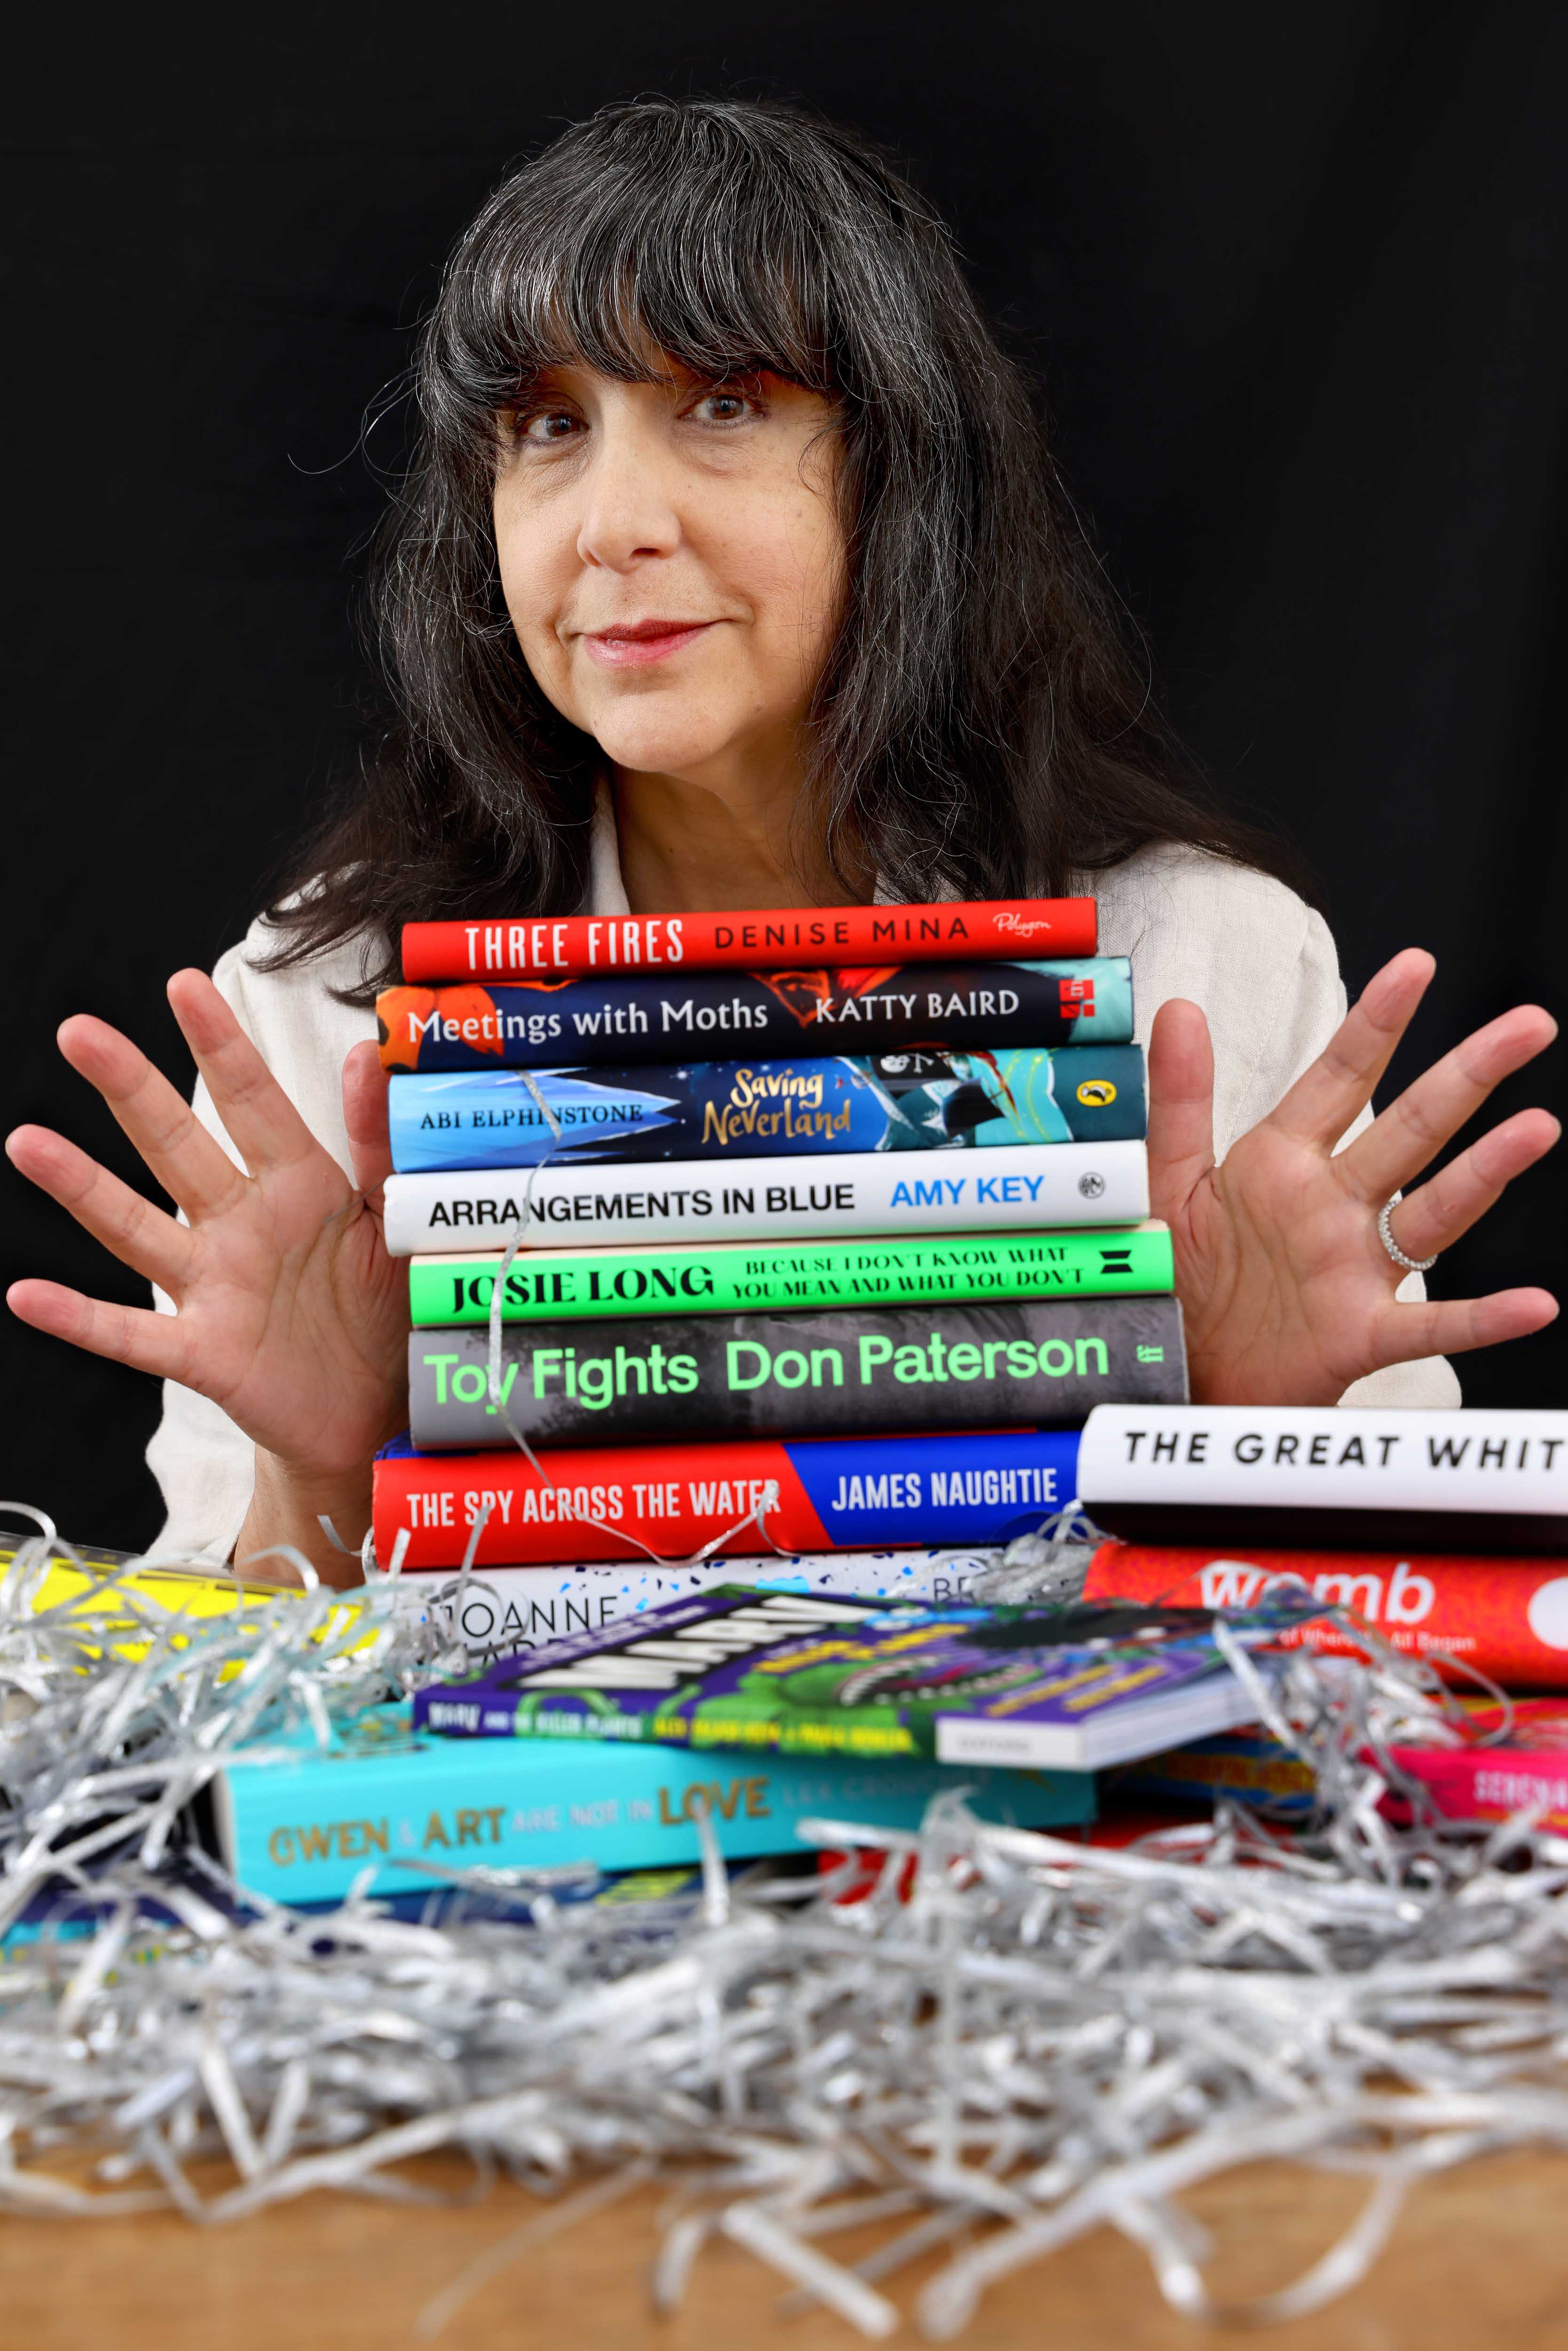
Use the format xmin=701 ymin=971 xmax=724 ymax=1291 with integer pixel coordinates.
xmin=582 ymin=619 xmax=717 ymax=668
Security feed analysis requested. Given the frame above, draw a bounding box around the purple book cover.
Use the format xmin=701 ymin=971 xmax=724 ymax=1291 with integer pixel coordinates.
xmin=412 ymin=1585 xmax=1316 ymax=1771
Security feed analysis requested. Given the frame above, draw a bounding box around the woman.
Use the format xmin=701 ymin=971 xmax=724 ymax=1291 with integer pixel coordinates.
xmin=5 ymin=98 xmax=1557 ymax=1586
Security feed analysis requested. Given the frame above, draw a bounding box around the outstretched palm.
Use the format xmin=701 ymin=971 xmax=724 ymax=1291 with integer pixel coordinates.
xmin=6 ymin=971 xmax=407 ymax=1496
xmin=1150 ymin=948 xmax=1560 ymax=1404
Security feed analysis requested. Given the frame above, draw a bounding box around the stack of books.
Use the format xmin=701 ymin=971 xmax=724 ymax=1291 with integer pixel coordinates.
xmin=219 ymin=1587 xmax=1314 ymax=1902
xmin=371 ymin=895 xmax=1189 ymax=1648
xmin=1072 ymin=1402 xmax=1568 ymax=1826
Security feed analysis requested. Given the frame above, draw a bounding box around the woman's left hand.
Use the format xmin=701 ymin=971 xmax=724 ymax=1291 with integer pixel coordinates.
xmin=1148 ymin=947 xmax=1560 ymax=1404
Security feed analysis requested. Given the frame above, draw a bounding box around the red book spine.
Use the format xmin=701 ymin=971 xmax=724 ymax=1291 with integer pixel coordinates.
xmin=373 ymin=1438 xmax=834 ymax=1570
xmin=1082 ymin=1542 xmax=1568 ymax=1689
xmin=401 ymin=900 xmax=1097 ymax=983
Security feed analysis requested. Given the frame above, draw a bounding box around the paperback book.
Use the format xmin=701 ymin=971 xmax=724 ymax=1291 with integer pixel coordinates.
xmin=412 ymin=1584 xmax=1313 ymax=1772
xmin=1083 ymin=1540 xmax=1568 ymax=1688
xmin=401 ymin=898 xmax=1098 ymax=983
xmin=408 ymin=1224 xmax=1176 ymax=1326
xmin=376 ymin=956 xmax=1133 ymax=1073
xmin=1076 ymin=1404 xmax=1568 ymax=1554
xmin=408 ymin=1295 xmax=1187 ymax=1449
xmin=213 ymin=1701 xmax=1093 ymax=1903
xmin=386 ymin=1044 xmax=1147 ymax=1174
xmin=384 ymin=1139 xmax=1151 ymax=1256
xmin=371 ymin=1427 xmax=1084 ymax=1569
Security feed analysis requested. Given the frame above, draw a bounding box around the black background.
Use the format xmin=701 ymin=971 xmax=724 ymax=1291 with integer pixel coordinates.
xmin=6 ymin=4 xmax=1567 ymax=1547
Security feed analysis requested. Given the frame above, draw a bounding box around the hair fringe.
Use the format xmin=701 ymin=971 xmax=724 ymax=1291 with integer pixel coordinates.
xmin=260 ymin=95 xmax=1314 ymax=1002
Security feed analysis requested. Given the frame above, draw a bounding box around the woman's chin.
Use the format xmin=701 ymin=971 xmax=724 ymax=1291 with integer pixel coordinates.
xmin=585 ymin=711 xmax=749 ymax=783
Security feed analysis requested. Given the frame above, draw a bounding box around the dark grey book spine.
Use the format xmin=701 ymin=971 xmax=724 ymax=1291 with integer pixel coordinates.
xmin=408 ymin=1296 xmax=1187 ymax=1450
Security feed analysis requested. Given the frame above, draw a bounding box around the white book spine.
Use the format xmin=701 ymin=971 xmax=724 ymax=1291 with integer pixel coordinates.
xmin=390 ymin=1547 xmax=1004 ymax=1654
xmin=1078 ymin=1404 xmax=1568 ymax=1516
xmin=384 ymin=1141 xmax=1150 ymax=1258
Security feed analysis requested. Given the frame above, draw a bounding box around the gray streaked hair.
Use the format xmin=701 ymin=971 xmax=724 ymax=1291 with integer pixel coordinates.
xmin=264 ymin=95 xmax=1306 ymax=995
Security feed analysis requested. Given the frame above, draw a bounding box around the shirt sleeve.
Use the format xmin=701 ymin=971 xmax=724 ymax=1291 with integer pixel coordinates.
xmin=143 ymin=922 xmax=378 ymax=1562
xmin=143 ymin=944 xmax=262 ymax=1562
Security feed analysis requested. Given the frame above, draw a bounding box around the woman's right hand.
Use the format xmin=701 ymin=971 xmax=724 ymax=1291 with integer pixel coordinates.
xmin=5 ymin=970 xmax=408 ymax=1585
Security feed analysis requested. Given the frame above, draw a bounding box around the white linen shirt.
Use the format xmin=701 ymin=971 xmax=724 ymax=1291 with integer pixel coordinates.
xmin=147 ymin=803 xmax=1459 ymax=1560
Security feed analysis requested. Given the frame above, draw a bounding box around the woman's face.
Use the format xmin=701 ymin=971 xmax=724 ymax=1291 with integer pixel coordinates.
xmin=493 ymin=361 xmax=843 ymax=792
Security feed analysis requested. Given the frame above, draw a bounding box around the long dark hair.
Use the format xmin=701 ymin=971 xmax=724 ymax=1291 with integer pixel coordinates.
xmin=262 ymin=95 xmax=1308 ymax=997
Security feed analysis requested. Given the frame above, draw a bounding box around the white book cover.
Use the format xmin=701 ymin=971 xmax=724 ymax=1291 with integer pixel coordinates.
xmin=392 ymin=1546 xmax=1006 ymax=1656
xmin=1077 ymin=1404 xmax=1568 ymax=1517
xmin=384 ymin=1140 xmax=1150 ymax=1257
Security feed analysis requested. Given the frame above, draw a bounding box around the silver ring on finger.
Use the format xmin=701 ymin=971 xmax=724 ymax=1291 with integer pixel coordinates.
xmin=1378 ymin=1196 xmax=1438 ymax=1275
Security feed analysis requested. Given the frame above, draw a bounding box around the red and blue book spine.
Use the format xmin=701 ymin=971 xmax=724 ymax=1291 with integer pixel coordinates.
xmin=401 ymin=898 xmax=1098 ymax=983
xmin=371 ymin=1427 xmax=1082 ymax=1569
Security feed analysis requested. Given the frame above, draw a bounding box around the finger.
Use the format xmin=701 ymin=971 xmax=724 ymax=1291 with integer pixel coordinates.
xmin=1339 ymin=1004 xmax=1559 ymax=1206
xmin=342 ymin=1041 xmax=392 ymax=1202
xmin=1368 ymin=1284 xmax=1558 ymax=1370
xmin=1146 ymin=999 xmax=1216 ymax=1216
xmin=165 ymin=970 xmax=320 ymax=1179
xmin=5 ymin=1126 xmax=195 ymax=1295
xmin=1384 ymin=1107 xmax=1560 ymax=1263
xmin=55 ymin=1013 xmax=251 ymax=1222
xmin=6 ymin=1279 xmax=197 ymax=1382
xmin=1268 ymin=948 xmax=1435 ymax=1149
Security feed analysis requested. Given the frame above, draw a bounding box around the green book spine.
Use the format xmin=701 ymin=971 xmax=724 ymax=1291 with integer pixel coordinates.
xmin=409 ymin=1223 xmax=1174 ymax=1326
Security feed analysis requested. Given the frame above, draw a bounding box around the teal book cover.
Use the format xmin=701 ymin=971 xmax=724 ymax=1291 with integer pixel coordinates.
xmin=212 ymin=1703 xmax=1093 ymax=1903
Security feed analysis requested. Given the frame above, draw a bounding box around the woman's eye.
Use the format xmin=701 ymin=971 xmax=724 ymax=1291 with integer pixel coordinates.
xmin=514 ymin=409 xmax=581 ymax=446
xmin=692 ymin=387 xmax=756 ymax=423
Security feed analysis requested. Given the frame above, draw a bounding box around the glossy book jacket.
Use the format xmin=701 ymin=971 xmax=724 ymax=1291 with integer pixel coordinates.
xmin=407 ymin=1223 xmax=1175 ymax=1325
xmin=383 ymin=1138 xmax=1151 ymax=1256
xmin=387 ymin=1044 xmax=1147 ymax=1173
xmin=371 ymin=1427 xmax=1085 ymax=1568
xmin=407 ymin=1294 xmax=1187 ymax=1448
xmin=376 ymin=955 xmax=1133 ymax=1072
xmin=400 ymin=897 xmax=1098 ymax=982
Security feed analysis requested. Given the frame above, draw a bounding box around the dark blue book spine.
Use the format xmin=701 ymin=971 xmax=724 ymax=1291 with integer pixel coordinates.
xmin=378 ymin=956 xmax=1133 ymax=1071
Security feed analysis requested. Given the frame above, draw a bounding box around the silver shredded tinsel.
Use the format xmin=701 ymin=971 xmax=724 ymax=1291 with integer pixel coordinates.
xmin=3 ymin=1500 xmax=1568 ymax=2335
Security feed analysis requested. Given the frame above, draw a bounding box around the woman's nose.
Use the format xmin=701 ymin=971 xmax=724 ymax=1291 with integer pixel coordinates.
xmin=575 ymin=427 xmax=682 ymax=572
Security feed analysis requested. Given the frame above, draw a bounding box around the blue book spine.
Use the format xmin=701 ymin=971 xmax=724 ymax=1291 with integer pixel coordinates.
xmin=388 ymin=1046 xmax=1147 ymax=1175
xmin=214 ymin=1711 xmax=1093 ymax=1902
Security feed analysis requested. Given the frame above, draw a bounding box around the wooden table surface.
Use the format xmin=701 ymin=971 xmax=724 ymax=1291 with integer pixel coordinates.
xmin=5 ymin=2152 xmax=1568 ymax=2351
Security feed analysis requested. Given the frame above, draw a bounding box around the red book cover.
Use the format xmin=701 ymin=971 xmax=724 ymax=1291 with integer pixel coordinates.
xmin=401 ymin=899 xmax=1097 ymax=984
xmin=373 ymin=1438 xmax=801 ymax=1569
xmin=1082 ymin=1541 xmax=1568 ymax=1689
